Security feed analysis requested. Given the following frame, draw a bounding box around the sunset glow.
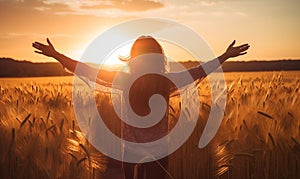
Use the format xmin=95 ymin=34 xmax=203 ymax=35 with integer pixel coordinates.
xmin=1 ymin=1 xmax=300 ymax=178
xmin=85 ymin=39 xmax=200 ymax=67
xmin=105 ymin=42 xmax=132 ymax=66
xmin=0 ymin=0 xmax=299 ymax=63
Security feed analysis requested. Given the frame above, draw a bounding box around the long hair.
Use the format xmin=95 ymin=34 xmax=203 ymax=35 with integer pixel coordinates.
xmin=119 ymin=36 xmax=171 ymax=116
xmin=119 ymin=36 xmax=167 ymax=74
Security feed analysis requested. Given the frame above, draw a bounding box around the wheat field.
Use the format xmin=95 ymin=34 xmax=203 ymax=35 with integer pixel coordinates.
xmin=0 ymin=72 xmax=299 ymax=178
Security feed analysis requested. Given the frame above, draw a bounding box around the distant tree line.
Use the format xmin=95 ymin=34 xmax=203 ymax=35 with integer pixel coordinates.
xmin=174 ymin=60 xmax=300 ymax=72
xmin=0 ymin=58 xmax=300 ymax=77
xmin=0 ymin=58 xmax=71 ymax=77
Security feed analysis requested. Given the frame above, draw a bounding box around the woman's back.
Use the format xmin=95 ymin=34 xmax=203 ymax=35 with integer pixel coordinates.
xmin=123 ymin=73 xmax=173 ymax=143
xmin=129 ymin=74 xmax=171 ymax=116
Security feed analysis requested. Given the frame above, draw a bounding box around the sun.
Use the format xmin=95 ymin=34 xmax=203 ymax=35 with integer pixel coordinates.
xmin=104 ymin=42 xmax=133 ymax=66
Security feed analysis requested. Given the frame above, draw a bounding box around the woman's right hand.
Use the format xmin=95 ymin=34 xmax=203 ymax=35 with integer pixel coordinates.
xmin=32 ymin=38 xmax=58 ymax=58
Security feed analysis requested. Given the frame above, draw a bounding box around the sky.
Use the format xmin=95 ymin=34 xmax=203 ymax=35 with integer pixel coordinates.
xmin=0 ymin=0 xmax=299 ymax=64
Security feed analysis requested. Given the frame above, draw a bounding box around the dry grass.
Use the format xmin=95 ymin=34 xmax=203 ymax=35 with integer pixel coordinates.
xmin=171 ymin=71 xmax=300 ymax=179
xmin=0 ymin=72 xmax=299 ymax=178
xmin=0 ymin=77 xmax=107 ymax=179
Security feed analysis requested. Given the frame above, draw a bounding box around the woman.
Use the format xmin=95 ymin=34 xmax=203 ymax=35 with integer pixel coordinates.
xmin=33 ymin=36 xmax=249 ymax=178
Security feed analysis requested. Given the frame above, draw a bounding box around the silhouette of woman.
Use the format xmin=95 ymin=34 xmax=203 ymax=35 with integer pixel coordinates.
xmin=33 ymin=36 xmax=249 ymax=178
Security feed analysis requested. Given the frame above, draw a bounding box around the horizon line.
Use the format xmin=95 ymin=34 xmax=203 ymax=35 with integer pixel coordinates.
xmin=1 ymin=57 xmax=300 ymax=64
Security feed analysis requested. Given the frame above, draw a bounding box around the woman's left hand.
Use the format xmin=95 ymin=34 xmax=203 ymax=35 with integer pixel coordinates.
xmin=224 ymin=40 xmax=250 ymax=58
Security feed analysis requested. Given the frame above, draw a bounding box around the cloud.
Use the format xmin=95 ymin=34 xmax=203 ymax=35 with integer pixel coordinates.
xmin=0 ymin=0 xmax=164 ymax=18
xmin=234 ymin=11 xmax=247 ymax=17
xmin=0 ymin=32 xmax=72 ymax=40
xmin=0 ymin=0 xmax=242 ymax=20
xmin=200 ymin=1 xmax=217 ymax=7
xmin=0 ymin=0 xmax=74 ymax=13
xmin=80 ymin=0 xmax=164 ymax=12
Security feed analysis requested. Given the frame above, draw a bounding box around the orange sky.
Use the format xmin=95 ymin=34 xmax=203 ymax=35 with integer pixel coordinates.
xmin=0 ymin=0 xmax=299 ymax=63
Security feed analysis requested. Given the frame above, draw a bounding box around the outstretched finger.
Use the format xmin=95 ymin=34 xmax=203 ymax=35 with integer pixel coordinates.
xmin=236 ymin=44 xmax=249 ymax=48
xmin=32 ymin=43 xmax=44 ymax=50
xmin=47 ymin=38 xmax=53 ymax=47
xmin=34 ymin=42 xmax=46 ymax=46
xmin=33 ymin=42 xmax=46 ymax=47
xmin=32 ymin=43 xmax=40 ymax=49
xmin=236 ymin=44 xmax=250 ymax=48
xmin=34 ymin=50 xmax=43 ymax=54
xmin=229 ymin=40 xmax=236 ymax=48
xmin=239 ymin=52 xmax=247 ymax=56
xmin=239 ymin=45 xmax=250 ymax=51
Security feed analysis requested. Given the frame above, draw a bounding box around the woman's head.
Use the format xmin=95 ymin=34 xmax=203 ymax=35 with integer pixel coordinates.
xmin=120 ymin=36 xmax=167 ymax=73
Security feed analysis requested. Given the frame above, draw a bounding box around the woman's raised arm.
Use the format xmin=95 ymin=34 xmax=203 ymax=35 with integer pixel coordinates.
xmin=32 ymin=38 xmax=117 ymax=84
xmin=168 ymin=40 xmax=250 ymax=88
